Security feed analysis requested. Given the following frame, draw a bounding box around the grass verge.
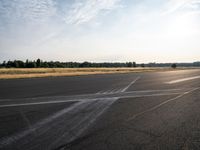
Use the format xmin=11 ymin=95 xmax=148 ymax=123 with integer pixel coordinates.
xmin=0 ymin=67 xmax=193 ymax=79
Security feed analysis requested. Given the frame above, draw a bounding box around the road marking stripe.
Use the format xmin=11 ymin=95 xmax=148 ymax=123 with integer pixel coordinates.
xmin=0 ymin=87 xmax=196 ymax=108
xmin=0 ymin=92 xmax=187 ymax=108
xmin=103 ymin=89 xmax=114 ymax=94
xmin=110 ymin=88 xmax=122 ymax=93
xmin=97 ymin=88 xmax=118 ymax=94
xmin=0 ymin=97 xmax=117 ymax=108
xmin=96 ymin=76 xmax=140 ymax=95
xmin=110 ymin=88 xmax=118 ymax=93
xmin=0 ymin=88 xmax=187 ymax=102
xmin=118 ymin=92 xmax=183 ymax=99
xmin=121 ymin=76 xmax=140 ymax=92
xmin=0 ymin=100 xmax=80 ymax=108
xmin=49 ymin=98 xmax=117 ymax=148
xmin=165 ymin=76 xmax=200 ymax=84
xmin=0 ymin=87 xmax=198 ymax=148
xmin=96 ymin=90 xmax=105 ymax=94
xmin=0 ymin=101 xmax=85 ymax=147
xmin=0 ymin=98 xmax=118 ymax=149
xmin=127 ymin=87 xmax=199 ymax=121
xmin=124 ymin=88 xmax=187 ymax=93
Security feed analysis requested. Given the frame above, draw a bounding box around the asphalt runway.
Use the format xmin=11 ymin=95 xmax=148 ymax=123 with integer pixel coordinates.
xmin=0 ymin=69 xmax=200 ymax=150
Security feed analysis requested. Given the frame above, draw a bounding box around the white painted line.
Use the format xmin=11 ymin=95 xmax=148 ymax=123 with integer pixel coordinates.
xmin=1 ymin=87 xmax=198 ymax=148
xmin=97 ymin=89 xmax=113 ymax=94
xmin=123 ymin=88 xmax=194 ymax=94
xmin=0 ymin=92 xmax=182 ymax=108
xmin=107 ymin=88 xmax=118 ymax=94
xmin=102 ymin=91 xmax=108 ymax=94
xmin=165 ymin=76 xmax=200 ymax=84
xmin=96 ymin=90 xmax=105 ymax=94
xmin=0 ymin=88 xmax=187 ymax=103
xmin=0 ymin=97 xmax=116 ymax=108
xmin=121 ymin=76 xmax=140 ymax=92
xmin=120 ymin=92 xmax=184 ymax=99
xmin=103 ymin=89 xmax=113 ymax=94
xmin=110 ymin=88 xmax=122 ymax=93
xmin=0 ymin=88 xmax=193 ymax=108
xmin=0 ymin=98 xmax=118 ymax=149
xmin=127 ymin=87 xmax=200 ymax=121
xmin=0 ymin=99 xmax=80 ymax=108
xmin=48 ymin=98 xmax=118 ymax=148
xmin=98 ymin=89 xmax=115 ymax=94
xmin=0 ymin=101 xmax=85 ymax=147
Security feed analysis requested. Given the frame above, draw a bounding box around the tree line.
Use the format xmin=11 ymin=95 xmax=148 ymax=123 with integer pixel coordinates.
xmin=0 ymin=59 xmax=199 ymax=68
xmin=0 ymin=59 xmax=137 ymax=68
xmin=145 ymin=62 xmax=200 ymax=67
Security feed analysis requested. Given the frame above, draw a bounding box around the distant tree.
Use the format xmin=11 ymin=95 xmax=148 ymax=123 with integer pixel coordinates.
xmin=43 ymin=62 xmax=49 ymax=68
xmin=14 ymin=60 xmax=19 ymax=68
xmin=36 ymin=59 xmax=41 ymax=67
xmin=80 ymin=62 xmax=90 ymax=68
xmin=126 ymin=62 xmax=133 ymax=67
xmin=7 ymin=60 xmax=14 ymax=68
xmin=141 ymin=63 xmax=145 ymax=67
xmin=11 ymin=60 xmax=24 ymax=68
xmin=1 ymin=59 xmax=141 ymax=68
xmin=171 ymin=63 xmax=177 ymax=69
xmin=2 ymin=61 xmax=6 ymax=67
xmin=25 ymin=60 xmax=36 ymax=68
xmin=25 ymin=59 xmax=29 ymax=68
xmin=133 ymin=62 xmax=136 ymax=67
xmin=17 ymin=60 xmax=25 ymax=68
xmin=193 ymin=62 xmax=200 ymax=67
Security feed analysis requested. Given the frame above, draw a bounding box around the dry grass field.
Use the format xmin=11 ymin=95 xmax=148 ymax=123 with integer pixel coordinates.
xmin=0 ymin=67 xmax=186 ymax=79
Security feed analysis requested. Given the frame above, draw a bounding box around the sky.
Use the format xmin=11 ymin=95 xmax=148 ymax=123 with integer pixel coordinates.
xmin=0 ymin=0 xmax=200 ymax=63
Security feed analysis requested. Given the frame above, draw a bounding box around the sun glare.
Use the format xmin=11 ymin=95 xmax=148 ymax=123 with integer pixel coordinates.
xmin=166 ymin=13 xmax=197 ymax=38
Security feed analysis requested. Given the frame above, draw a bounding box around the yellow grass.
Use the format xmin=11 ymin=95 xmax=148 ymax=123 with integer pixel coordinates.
xmin=0 ymin=67 xmax=182 ymax=79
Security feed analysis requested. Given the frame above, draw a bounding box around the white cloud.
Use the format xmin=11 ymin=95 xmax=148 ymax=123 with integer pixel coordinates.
xmin=0 ymin=0 xmax=56 ymax=24
xmin=162 ymin=0 xmax=200 ymax=15
xmin=65 ymin=0 xmax=121 ymax=25
xmin=0 ymin=0 xmax=199 ymax=62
